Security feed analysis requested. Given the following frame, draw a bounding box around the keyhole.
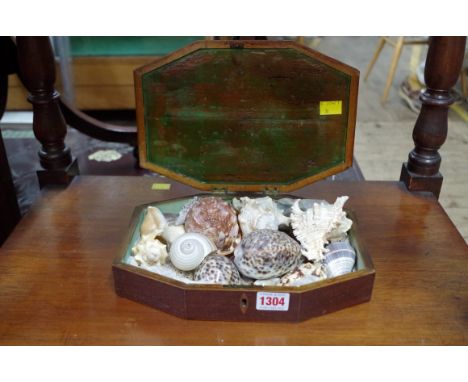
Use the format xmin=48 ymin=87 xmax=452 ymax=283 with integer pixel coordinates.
xmin=240 ymin=293 xmax=248 ymax=314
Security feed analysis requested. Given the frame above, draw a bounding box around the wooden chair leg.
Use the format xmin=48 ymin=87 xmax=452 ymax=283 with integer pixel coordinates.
xmin=16 ymin=37 xmax=78 ymax=188
xmin=382 ymin=37 xmax=404 ymax=103
xmin=364 ymin=37 xmax=386 ymax=81
xmin=400 ymin=36 xmax=466 ymax=198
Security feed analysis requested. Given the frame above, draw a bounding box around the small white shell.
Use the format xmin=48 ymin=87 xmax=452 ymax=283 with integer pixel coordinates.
xmin=162 ymin=224 xmax=185 ymax=245
xmin=132 ymin=237 xmax=168 ymax=266
xmin=324 ymin=240 xmax=356 ymax=278
xmin=140 ymin=206 xmax=167 ymax=240
xmin=169 ymin=233 xmax=216 ymax=271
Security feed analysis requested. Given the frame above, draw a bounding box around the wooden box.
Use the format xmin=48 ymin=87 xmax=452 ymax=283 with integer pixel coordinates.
xmin=112 ymin=40 xmax=375 ymax=322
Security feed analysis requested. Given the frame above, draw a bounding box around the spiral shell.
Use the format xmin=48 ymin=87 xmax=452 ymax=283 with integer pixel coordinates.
xmin=184 ymin=196 xmax=240 ymax=254
xmin=324 ymin=240 xmax=356 ymax=278
xmin=194 ymin=254 xmax=241 ymax=285
xmin=234 ymin=229 xmax=302 ymax=279
xmin=169 ymin=232 xmax=216 ymax=271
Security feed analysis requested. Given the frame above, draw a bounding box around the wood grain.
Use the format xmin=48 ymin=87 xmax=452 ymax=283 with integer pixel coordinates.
xmin=0 ymin=176 xmax=467 ymax=344
xmin=135 ymin=40 xmax=359 ymax=192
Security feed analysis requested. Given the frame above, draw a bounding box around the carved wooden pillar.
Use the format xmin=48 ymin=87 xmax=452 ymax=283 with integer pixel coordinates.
xmin=16 ymin=37 xmax=78 ymax=188
xmin=400 ymin=36 xmax=466 ymax=198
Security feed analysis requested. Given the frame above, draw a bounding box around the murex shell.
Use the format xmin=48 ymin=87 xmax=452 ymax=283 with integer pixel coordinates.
xmin=169 ymin=232 xmax=216 ymax=271
xmin=232 ymin=196 xmax=290 ymax=236
xmin=132 ymin=237 xmax=168 ymax=266
xmin=184 ymin=196 xmax=240 ymax=254
xmin=234 ymin=229 xmax=302 ymax=279
xmin=194 ymin=255 xmax=241 ymax=285
xmin=290 ymin=196 xmax=352 ymax=262
xmin=324 ymin=240 xmax=356 ymax=278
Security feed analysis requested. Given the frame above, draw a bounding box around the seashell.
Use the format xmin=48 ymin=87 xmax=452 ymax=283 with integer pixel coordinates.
xmin=234 ymin=229 xmax=302 ymax=280
xmin=194 ymin=254 xmax=241 ymax=285
xmin=280 ymin=262 xmax=326 ymax=287
xmin=253 ymin=278 xmax=282 ymax=286
xmin=184 ymin=196 xmax=240 ymax=254
xmin=175 ymin=197 xmax=199 ymax=225
xmin=290 ymin=196 xmax=352 ymax=262
xmin=140 ymin=206 xmax=167 ymax=240
xmin=162 ymin=224 xmax=185 ymax=245
xmin=132 ymin=237 xmax=168 ymax=266
xmin=232 ymin=196 xmax=290 ymax=236
xmin=324 ymin=240 xmax=356 ymax=278
xmin=169 ymin=233 xmax=216 ymax=271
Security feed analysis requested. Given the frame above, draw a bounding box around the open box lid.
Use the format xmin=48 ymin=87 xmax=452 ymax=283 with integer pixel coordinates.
xmin=134 ymin=40 xmax=359 ymax=192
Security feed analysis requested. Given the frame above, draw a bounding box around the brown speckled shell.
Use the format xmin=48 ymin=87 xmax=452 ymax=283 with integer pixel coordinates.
xmin=234 ymin=229 xmax=302 ymax=279
xmin=184 ymin=197 xmax=240 ymax=253
xmin=194 ymin=255 xmax=241 ymax=285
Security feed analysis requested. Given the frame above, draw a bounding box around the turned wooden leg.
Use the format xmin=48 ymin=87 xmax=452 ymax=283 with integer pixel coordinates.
xmin=400 ymin=36 xmax=466 ymax=198
xmin=364 ymin=37 xmax=386 ymax=81
xmin=382 ymin=37 xmax=404 ymax=103
xmin=16 ymin=36 xmax=78 ymax=188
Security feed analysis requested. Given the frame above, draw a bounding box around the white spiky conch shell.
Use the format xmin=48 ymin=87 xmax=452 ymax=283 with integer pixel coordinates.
xmin=233 ymin=196 xmax=290 ymax=236
xmin=132 ymin=237 xmax=168 ymax=266
xmin=169 ymin=232 xmax=216 ymax=271
xmin=140 ymin=206 xmax=168 ymax=240
xmin=290 ymin=196 xmax=352 ymax=262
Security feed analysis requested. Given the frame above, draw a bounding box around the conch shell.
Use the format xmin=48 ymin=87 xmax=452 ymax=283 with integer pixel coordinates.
xmin=169 ymin=232 xmax=216 ymax=271
xmin=290 ymin=196 xmax=352 ymax=262
xmin=140 ymin=206 xmax=167 ymax=240
xmin=184 ymin=196 xmax=240 ymax=255
xmin=132 ymin=237 xmax=168 ymax=266
xmin=232 ymin=196 xmax=289 ymax=236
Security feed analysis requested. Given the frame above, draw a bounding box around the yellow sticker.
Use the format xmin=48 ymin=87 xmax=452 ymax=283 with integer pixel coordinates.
xmin=320 ymin=100 xmax=342 ymax=116
xmin=151 ymin=183 xmax=171 ymax=191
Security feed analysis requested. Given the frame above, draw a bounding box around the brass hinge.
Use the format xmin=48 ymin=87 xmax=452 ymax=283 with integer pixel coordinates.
xmin=263 ymin=187 xmax=280 ymax=197
xmin=212 ymin=187 xmax=229 ymax=195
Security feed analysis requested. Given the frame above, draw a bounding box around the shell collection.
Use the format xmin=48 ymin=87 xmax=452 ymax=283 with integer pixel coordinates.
xmin=129 ymin=195 xmax=356 ymax=286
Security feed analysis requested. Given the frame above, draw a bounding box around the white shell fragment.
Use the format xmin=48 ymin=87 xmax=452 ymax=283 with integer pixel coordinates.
xmin=253 ymin=278 xmax=282 ymax=286
xmin=162 ymin=224 xmax=185 ymax=245
xmin=234 ymin=229 xmax=302 ymax=279
xmin=169 ymin=232 xmax=216 ymax=271
xmin=280 ymin=262 xmax=326 ymax=287
xmin=290 ymin=196 xmax=352 ymax=262
xmin=140 ymin=206 xmax=168 ymax=240
xmin=324 ymin=240 xmax=356 ymax=278
xmin=132 ymin=237 xmax=168 ymax=266
xmin=232 ymin=196 xmax=290 ymax=236
xmin=194 ymin=255 xmax=241 ymax=285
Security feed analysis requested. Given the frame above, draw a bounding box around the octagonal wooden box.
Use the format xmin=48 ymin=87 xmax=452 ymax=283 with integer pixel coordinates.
xmin=112 ymin=40 xmax=375 ymax=322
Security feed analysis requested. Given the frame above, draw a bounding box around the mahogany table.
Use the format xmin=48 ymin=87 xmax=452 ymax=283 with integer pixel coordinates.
xmin=0 ymin=175 xmax=467 ymax=345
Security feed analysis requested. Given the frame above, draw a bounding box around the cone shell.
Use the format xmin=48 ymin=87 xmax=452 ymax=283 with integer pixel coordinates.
xmin=324 ymin=240 xmax=356 ymax=278
xmin=184 ymin=196 xmax=240 ymax=254
xmin=169 ymin=233 xmax=216 ymax=271
xmin=234 ymin=229 xmax=302 ymax=280
xmin=194 ymin=254 xmax=241 ymax=285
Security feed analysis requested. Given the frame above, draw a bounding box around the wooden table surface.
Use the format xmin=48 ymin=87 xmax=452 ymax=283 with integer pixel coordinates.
xmin=0 ymin=175 xmax=467 ymax=345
